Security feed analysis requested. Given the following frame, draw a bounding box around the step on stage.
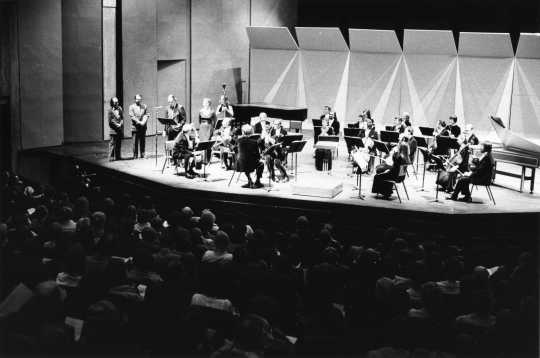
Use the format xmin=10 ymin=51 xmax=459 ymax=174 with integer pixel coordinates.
xmin=22 ymin=135 xmax=540 ymax=241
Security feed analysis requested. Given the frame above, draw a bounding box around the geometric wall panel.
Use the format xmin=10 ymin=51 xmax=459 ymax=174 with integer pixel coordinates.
xmin=511 ymin=33 xmax=540 ymax=143
xmin=458 ymin=32 xmax=514 ymax=141
xmin=401 ymin=30 xmax=457 ymax=129
xmin=347 ymin=29 xmax=402 ymax=125
xmin=248 ymin=27 xmax=299 ymax=107
xmin=296 ymin=27 xmax=349 ymax=128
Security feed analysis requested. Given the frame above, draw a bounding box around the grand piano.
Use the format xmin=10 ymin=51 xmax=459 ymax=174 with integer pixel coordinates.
xmin=490 ymin=116 xmax=540 ymax=193
xmin=232 ymin=103 xmax=308 ymax=131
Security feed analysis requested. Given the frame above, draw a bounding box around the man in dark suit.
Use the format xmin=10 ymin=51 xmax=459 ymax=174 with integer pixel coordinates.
xmin=173 ymin=124 xmax=198 ymax=179
xmin=448 ymin=115 xmax=461 ymax=138
xmin=237 ymin=124 xmax=264 ymax=188
xmin=253 ymin=112 xmax=267 ymax=134
xmin=447 ymin=142 xmax=494 ymax=202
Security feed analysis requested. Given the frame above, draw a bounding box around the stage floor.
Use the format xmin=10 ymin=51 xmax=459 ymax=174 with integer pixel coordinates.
xmin=35 ymin=134 xmax=540 ymax=216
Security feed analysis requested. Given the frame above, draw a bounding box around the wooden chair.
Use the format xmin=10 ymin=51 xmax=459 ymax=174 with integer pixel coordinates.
xmin=470 ymin=164 xmax=497 ymax=205
xmin=384 ymin=164 xmax=409 ymax=203
xmin=161 ymin=140 xmax=178 ymax=174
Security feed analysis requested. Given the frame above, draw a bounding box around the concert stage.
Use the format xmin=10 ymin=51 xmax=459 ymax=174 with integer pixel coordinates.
xmin=21 ymin=134 xmax=540 ymax=243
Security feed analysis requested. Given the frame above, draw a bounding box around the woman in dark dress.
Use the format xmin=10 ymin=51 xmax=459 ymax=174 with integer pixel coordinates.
xmin=372 ymin=142 xmax=410 ymax=199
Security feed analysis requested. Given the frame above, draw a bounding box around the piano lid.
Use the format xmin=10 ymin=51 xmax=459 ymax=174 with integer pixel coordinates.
xmin=490 ymin=116 xmax=540 ymax=157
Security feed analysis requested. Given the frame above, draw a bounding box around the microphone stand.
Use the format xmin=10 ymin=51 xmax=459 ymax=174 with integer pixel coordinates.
xmin=153 ymin=106 xmax=166 ymax=167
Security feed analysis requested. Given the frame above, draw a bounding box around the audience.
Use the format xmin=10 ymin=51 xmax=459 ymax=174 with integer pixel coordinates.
xmin=0 ymin=170 xmax=537 ymax=357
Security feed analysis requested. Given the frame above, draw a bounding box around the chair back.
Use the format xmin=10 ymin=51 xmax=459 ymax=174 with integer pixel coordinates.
xmin=394 ymin=164 xmax=408 ymax=183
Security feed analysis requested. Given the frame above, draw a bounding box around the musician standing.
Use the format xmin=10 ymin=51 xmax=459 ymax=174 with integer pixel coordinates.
xmin=108 ymin=97 xmax=124 ymax=161
xmin=129 ymin=94 xmax=149 ymax=159
xmin=216 ymin=95 xmax=234 ymax=119
xmin=253 ymin=112 xmax=267 ymax=134
xmin=165 ymin=94 xmax=186 ymax=140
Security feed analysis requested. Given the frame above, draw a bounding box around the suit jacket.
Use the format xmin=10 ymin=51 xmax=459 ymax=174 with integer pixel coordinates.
xmin=470 ymin=153 xmax=494 ymax=185
xmin=253 ymin=122 xmax=263 ymax=134
xmin=129 ymin=103 xmax=148 ymax=132
xmin=330 ymin=118 xmax=340 ymax=135
xmin=108 ymin=106 xmax=124 ymax=136
xmin=237 ymin=136 xmax=261 ymax=172
xmin=449 ymin=125 xmax=461 ymax=138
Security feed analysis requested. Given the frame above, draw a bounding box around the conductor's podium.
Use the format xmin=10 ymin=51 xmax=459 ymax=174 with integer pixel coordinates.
xmin=291 ymin=177 xmax=343 ymax=199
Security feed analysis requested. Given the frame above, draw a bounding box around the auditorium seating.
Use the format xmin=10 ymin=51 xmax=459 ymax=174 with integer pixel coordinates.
xmin=0 ymin=170 xmax=537 ymax=357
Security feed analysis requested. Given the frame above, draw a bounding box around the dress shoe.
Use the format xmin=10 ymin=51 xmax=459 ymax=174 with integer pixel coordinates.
xmin=253 ymin=181 xmax=264 ymax=189
xmin=446 ymin=196 xmax=457 ymax=201
xmin=459 ymin=196 xmax=472 ymax=203
xmin=241 ymin=183 xmax=253 ymax=189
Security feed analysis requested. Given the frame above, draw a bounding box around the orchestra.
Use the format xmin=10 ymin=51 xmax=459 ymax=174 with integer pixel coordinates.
xmin=112 ymin=87 xmax=493 ymax=204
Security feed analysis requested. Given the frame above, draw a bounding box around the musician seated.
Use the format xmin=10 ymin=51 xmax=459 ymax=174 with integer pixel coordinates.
xmin=213 ymin=117 xmax=235 ymax=170
xmin=372 ymin=143 xmax=410 ymax=199
xmin=402 ymin=112 xmax=412 ymax=131
xmin=437 ymin=136 xmax=471 ymax=193
xmin=320 ymin=105 xmax=340 ymax=135
xmin=447 ymin=115 xmax=461 ymax=138
xmin=236 ymin=124 xmax=264 ymax=189
xmin=447 ymin=143 xmax=494 ymax=202
xmin=264 ymin=119 xmax=289 ymax=182
xmin=464 ymin=124 xmax=479 ymax=146
xmin=320 ymin=118 xmax=335 ymax=136
xmin=253 ymin=112 xmax=267 ymax=134
xmin=173 ymin=124 xmax=199 ymax=179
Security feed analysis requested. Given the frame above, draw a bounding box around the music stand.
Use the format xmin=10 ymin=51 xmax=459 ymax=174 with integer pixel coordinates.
xmin=282 ymin=134 xmax=303 ymax=148
xmin=419 ymin=126 xmax=435 ymax=137
xmin=249 ymin=134 xmax=261 ymax=140
xmin=385 ymin=125 xmax=396 ymax=131
xmin=344 ymin=128 xmax=362 ymax=137
xmin=312 ymin=118 xmax=322 ymax=127
xmin=194 ymin=140 xmax=216 ymax=181
xmin=380 ymin=130 xmax=399 ymax=144
xmin=373 ymin=140 xmax=390 ymax=155
xmin=287 ymin=140 xmax=307 ymax=181
xmin=350 ymin=153 xmax=367 ymax=200
xmin=344 ymin=136 xmax=364 ymax=159
xmin=435 ymin=135 xmax=459 ymax=156
xmin=414 ymin=136 xmax=428 ymax=148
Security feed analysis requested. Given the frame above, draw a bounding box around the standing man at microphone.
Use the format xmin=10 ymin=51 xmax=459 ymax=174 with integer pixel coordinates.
xmin=108 ymin=97 xmax=124 ymax=161
xmin=129 ymin=94 xmax=149 ymax=159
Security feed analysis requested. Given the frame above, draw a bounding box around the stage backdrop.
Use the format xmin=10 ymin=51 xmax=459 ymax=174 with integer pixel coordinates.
xmin=248 ymin=26 xmax=299 ymax=109
xmin=511 ymin=33 xmax=540 ymax=143
xmin=62 ymin=0 xmax=103 ymax=143
xmin=295 ymin=27 xmax=349 ymax=129
xmin=346 ymin=29 xmax=402 ymax=125
xmin=400 ymin=30 xmax=457 ymax=131
xmin=457 ymin=32 xmax=515 ymax=141
xmin=18 ymin=0 xmax=63 ymax=149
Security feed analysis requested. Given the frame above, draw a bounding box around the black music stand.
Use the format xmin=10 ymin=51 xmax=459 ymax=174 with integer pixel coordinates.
xmin=194 ymin=140 xmax=216 ymax=181
xmin=414 ymin=136 xmax=429 ymax=172
xmin=419 ymin=126 xmax=435 ymax=137
xmin=282 ymin=134 xmax=303 ymax=147
xmin=350 ymin=154 xmax=367 ymax=200
xmin=380 ymin=130 xmax=399 ymax=144
xmin=344 ymin=128 xmax=362 ymax=138
xmin=287 ymin=140 xmax=307 ymax=181
xmin=312 ymin=118 xmax=322 ymax=127
xmin=385 ymin=125 xmax=396 ymax=131
xmin=418 ymin=147 xmax=430 ymax=191
xmin=249 ymin=134 xmax=261 ymax=140
xmin=344 ymin=136 xmax=364 ymax=161
xmin=373 ymin=140 xmax=390 ymax=166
